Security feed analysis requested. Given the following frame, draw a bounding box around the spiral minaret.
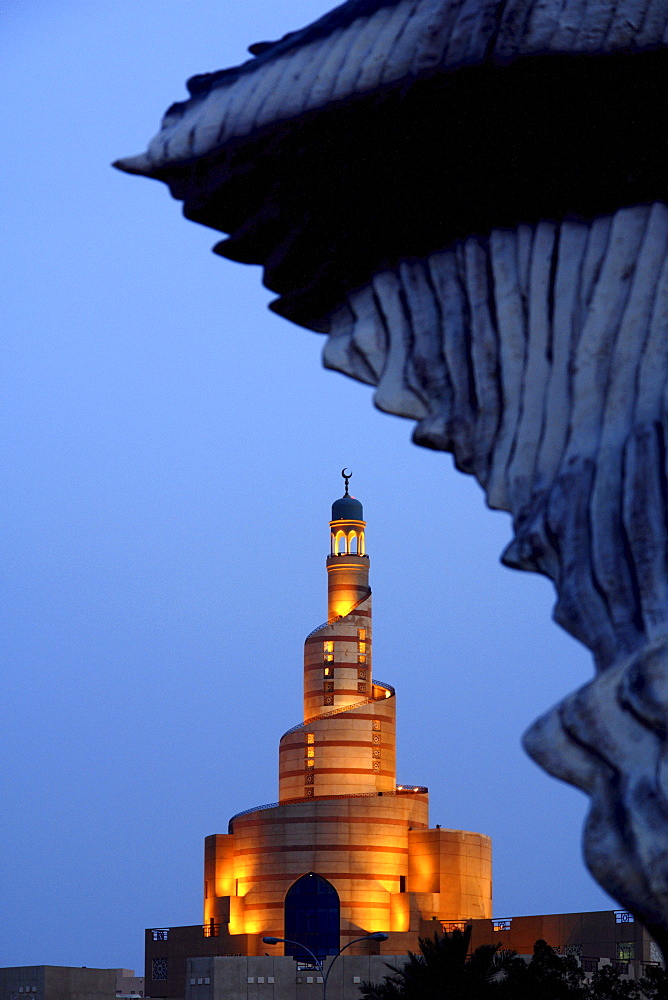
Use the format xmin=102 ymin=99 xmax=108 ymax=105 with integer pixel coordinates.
xmin=203 ymin=474 xmax=492 ymax=957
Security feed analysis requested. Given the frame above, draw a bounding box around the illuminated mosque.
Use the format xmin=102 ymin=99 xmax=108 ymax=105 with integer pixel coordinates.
xmin=146 ymin=473 xmax=492 ymax=996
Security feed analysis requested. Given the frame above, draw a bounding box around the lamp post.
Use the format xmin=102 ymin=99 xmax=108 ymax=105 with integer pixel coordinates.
xmin=262 ymin=932 xmax=388 ymax=1000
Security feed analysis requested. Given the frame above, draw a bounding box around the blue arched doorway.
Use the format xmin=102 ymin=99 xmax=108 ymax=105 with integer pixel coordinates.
xmin=284 ymin=872 xmax=340 ymax=959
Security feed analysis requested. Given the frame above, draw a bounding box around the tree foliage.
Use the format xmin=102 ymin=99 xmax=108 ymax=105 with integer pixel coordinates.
xmin=358 ymin=929 xmax=667 ymax=1000
xmin=359 ymin=926 xmax=513 ymax=1000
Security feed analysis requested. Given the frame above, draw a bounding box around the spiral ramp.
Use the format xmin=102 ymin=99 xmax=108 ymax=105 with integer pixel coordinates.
xmin=203 ymin=484 xmax=491 ymax=954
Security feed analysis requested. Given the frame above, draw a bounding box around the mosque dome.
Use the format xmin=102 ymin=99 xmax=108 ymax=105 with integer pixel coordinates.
xmin=331 ymin=493 xmax=363 ymax=521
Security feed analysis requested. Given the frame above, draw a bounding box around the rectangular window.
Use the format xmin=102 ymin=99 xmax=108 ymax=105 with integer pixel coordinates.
xmin=307 ymin=747 xmax=315 ymax=758
xmin=323 ymin=640 xmax=334 ymax=662
xmin=358 ymin=682 xmax=367 ymax=693
xmin=324 ymin=666 xmax=333 ymax=677
xmin=306 ymin=733 xmax=315 ymax=744
xmin=306 ymin=759 xmax=314 ymax=768
xmin=492 ymin=919 xmax=512 ymax=932
xmin=616 ymin=942 xmax=635 ymax=961
xmin=399 ymin=875 xmax=406 ymax=892
xmin=358 ymin=642 xmax=366 ymax=654
xmin=358 ymin=669 xmax=366 ymax=679
xmin=204 ymin=880 xmax=209 ymax=898
xmin=324 ymin=681 xmax=334 ymax=692
xmin=358 ymin=655 xmax=366 ymax=664
xmin=357 ymin=629 xmax=366 ymax=641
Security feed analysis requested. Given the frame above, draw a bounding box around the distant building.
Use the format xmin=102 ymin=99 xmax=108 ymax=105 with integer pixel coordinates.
xmin=469 ymin=909 xmax=663 ymax=981
xmin=184 ymin=954 xmax=423 ymax=1000
xmin=159 ymin=911 xmax=662 ymax=1000
xmin=0 ymin=968 xmax=143 ymax=1000
xmin=114 ymin=971 xmax=144 ymax=1000
xmin=146 ymin=476 xmax=492 ymax=999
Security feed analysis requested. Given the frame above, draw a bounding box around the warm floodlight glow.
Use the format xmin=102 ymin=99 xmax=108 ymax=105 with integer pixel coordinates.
xmin=228 ymin=896 xmax=245 ymax=935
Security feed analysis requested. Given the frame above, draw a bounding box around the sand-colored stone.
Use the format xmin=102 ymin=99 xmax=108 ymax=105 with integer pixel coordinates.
xmin=201 ymin=488 xmax=491 ymax=953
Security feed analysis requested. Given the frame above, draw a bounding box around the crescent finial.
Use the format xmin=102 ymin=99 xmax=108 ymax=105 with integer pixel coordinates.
xmin=341 ymin=468 xmax=352 ymax=495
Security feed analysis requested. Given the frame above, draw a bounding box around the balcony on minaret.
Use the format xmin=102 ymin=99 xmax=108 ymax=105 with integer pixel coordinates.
xmin=330 ymin=523 xmax=366 ymax=557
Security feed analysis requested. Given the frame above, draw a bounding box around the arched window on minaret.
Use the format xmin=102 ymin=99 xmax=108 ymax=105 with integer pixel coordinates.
xmin=349 ymin=531 xmax=358 ymax=553
xmin=284 ymin=873 xmax=340 ymax=959
xmin=359 ymin=531 xmax=365 ymax=555
xmin=336 ymin=530 xmax=347 ymax=555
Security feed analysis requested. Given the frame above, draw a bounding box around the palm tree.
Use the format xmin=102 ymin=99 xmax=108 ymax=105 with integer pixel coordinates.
xmin=359 ymin=926 xmax=515 ymax=1000
xmin=361 ymin=932 xmax=667 ymax=1000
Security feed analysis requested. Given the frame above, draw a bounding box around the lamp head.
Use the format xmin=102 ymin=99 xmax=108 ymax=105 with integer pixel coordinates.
xmin=369 ymin=932 xmax=389 ymax=942
xmin=262 ymin=937 xmax=281 ymax=944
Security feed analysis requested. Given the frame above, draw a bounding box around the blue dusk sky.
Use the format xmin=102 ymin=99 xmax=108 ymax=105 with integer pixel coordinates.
xmin=2 ymin=0 xmax=613 ymax=978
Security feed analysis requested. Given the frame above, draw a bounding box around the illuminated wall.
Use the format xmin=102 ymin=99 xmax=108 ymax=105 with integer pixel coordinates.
xmin=203 ymin=482 xmax=492 ymax=955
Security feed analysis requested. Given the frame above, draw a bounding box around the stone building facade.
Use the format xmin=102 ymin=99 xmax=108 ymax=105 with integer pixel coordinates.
xmin=146 ymin=479 xmax=492 ymax=998
xmin=469 ymin=909 xmax=664 ymax=980
xmin=168 ymin=910 xmax=662 ymax=1000
xmin=0 ymin=968 xmax=143 ymax=1000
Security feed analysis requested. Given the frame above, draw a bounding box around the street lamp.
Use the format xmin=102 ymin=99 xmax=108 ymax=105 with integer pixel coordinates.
xmin=262 ymin=932 xmax=389 ymax=1000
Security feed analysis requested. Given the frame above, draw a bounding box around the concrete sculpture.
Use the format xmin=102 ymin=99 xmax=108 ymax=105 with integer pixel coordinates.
xmin=115 ymin=0 xmax=668 ymax=953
